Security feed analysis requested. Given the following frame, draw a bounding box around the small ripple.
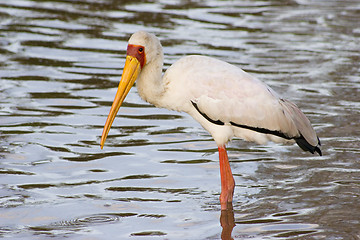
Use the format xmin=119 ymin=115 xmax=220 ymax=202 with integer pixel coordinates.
xmin=17 ymin=174 xmax=166 ymax=190
xmin=29 ymin=212 xmax=137 ymax=232
xmin=138 ymin=214 xmax=166 ymax=218
xmin=130 ymin=231 xmax=167 ymax=236
xmin=0 ymin=227 xmax=21 ymax=236
xmin=107 ymin=186 xmax=201 ymax=195
xmin=0 ymin=168 xmax=34 ymax=176
xmin=272 ymin=211 xmax=298 ymax=217
xmin=0 ymin=194 xmax=27 ymax=208
xmin=121 ymin=174 xmax=166 ymax=180
xmin=62 ymin=151 xmax=132 ymax=162
xmin=161 ymin=159 xmax=213 ymax=164
xmin=122 ymin=114 xmax=183 ymax=120
xmin=18 ymin=183 xmax=56 ymax=190
xmin=88 ymin=169 xmax=108 ymax=173
xmin=115 ymin=197 xmax=163 ymax=202
xmin=75 ymin=213 xmax=125 ymax=225
xmin=274 ymin=230 xmax=317 ymax=238
xmin=236 ymin=218 xmax=282 ymax=224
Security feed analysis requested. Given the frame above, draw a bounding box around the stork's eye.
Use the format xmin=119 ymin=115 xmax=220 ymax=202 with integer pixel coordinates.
xmin=138 ymin=47 xmax=144 ymax=53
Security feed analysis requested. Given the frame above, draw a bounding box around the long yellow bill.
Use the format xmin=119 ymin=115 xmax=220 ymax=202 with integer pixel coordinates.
xmin=100 ymin=55 xmax=141 ymax=149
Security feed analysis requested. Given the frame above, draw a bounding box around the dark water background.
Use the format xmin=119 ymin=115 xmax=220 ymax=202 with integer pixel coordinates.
xmin=1 ymin=0 xmax=359 ymax=239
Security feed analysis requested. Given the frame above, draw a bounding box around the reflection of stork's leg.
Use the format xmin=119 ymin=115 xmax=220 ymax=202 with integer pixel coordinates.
xmin=220 ymin=202 xmax=235 ymax=240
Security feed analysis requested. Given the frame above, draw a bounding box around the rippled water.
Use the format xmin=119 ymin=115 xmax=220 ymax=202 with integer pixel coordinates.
xmin=1 ymin=0 xmax=359 ymax=239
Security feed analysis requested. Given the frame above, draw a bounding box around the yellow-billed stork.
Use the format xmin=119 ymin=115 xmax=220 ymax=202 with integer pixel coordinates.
xmin=100 ymin=31 xmax=322 ymax=210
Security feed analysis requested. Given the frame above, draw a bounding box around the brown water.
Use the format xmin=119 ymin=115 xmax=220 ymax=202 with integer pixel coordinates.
xmin=1 ymin=0 xmax=359 ymax=239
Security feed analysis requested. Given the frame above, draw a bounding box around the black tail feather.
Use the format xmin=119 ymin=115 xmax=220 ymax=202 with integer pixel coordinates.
xmin=295 ymin=136 xmax=322 ymax=156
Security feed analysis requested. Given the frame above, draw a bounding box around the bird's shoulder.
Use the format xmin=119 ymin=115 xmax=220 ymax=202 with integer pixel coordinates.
xmin=161 ymin=54 xmax=281 ymax=117
xmin=163 ymin=55 xmax=263 ymax=91
xmin=165 ymin=55 xmax=250 ymax=79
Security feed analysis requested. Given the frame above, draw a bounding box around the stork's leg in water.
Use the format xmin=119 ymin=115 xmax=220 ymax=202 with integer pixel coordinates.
xmin=218 ymin=145 xmax=235 ymax=210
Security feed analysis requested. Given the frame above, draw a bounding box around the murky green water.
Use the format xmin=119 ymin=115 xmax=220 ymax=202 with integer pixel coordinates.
xmin=1 ymin=0 xmax=359 ymax=239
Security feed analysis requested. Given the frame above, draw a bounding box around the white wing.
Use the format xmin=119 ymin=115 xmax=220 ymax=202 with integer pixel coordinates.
xmin=160 ymin=55 xmax=321 ymax=154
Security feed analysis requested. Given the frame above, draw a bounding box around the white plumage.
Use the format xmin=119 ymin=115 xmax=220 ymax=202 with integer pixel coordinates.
xmin=101 ymin=31 xmax=322 ymax=209
xmin=161 ymin=55 xmax=293 ymax=145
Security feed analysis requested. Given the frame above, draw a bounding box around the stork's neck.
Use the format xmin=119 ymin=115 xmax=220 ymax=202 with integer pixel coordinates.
xmin=136 ymin=53 xmax=164 ymax=106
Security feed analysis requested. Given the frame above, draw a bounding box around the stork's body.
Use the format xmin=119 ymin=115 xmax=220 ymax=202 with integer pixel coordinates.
xmin=101 ymin=31 xmax=322 ymax=210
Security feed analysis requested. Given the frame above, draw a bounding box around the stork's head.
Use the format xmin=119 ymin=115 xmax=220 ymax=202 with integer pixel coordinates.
xmin=100 ymin=31 xmax=161 ymax=149
xmin=128 ymin=31 xmax=162 ymax=67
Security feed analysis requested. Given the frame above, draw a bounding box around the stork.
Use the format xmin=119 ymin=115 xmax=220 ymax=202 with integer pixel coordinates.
xmin=100 ymin=31 xmax=322 ymax=210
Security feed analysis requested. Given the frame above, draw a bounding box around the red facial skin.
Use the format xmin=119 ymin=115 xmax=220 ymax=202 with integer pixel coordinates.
xmin=127 ymin=44 xmax=146 ymax=68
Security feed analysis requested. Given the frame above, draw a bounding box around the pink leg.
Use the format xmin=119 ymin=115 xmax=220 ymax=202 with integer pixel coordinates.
xmin=218 ymin=145 xmax=235 ymax=210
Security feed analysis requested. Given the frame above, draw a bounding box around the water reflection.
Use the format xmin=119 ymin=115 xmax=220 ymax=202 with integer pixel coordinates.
xmin=1 ymin=0 xmax=360 ymax=239
xmin=220 ymin=203 xmax=235 ymax=240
